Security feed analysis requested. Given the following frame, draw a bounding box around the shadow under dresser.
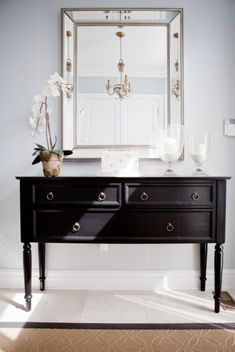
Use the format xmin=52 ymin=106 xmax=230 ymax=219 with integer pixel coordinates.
xmin=16 ymin=176 xmax=230 ymax=313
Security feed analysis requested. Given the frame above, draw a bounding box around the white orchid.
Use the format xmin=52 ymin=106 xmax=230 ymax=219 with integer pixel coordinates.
xmin=48 ymin=72 xmax=71 ymax=95
xmin=43 ymin=84 xmax=60 ymax=97
xmin=48 ymin=72 xmax=65 ymax=85
xmin=29 ymin=72 xmax=67 ymax=151
xmin=29 ymin=72 xmax=73 ymax=166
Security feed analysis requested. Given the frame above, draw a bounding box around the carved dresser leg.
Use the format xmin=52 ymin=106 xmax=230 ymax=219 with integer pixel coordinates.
xmin=38 ymin=243 xmax=46 ymax=291
xmin=200 ymin=243 xmax=208 ymax=291
xmin=23 ymin=242 xmax=32 ymax=312
xmin=214 ymin=243 xmax=224 ymax=313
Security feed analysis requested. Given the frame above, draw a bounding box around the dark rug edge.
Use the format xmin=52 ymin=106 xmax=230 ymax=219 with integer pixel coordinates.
xmin=0 ymin=322 xmax=235 ymax=330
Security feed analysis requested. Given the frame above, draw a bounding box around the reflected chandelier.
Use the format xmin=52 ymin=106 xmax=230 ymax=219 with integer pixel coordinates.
xmin=65 ymin=30 xmax=73 ymax=100
xmin=171 ymin=32 xmax=181 ymax=100
xmin=106 ymin=31 xmax=131 ymax=100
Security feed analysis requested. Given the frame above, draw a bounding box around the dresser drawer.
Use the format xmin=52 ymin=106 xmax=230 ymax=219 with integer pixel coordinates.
xmin=32 ymin=210 xmax=116 ymax=241
xmin=32 ymin=183 xmax=121 ymax=207
xmin=32 ymin=209 xmax=214 ymax=243
xmin=116 ymin=211 xmax=214 ymax=242
xmin=125 ymin=183 xmax=215 ymax=207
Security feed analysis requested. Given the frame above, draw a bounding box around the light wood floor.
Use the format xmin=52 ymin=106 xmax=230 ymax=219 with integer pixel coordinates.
xmin=0 ymin=288 xmax=235 ymax=324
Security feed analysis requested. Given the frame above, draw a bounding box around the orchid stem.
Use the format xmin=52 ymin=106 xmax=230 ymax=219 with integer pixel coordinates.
xmin=44 ymin=97 xmax=53 ymax=151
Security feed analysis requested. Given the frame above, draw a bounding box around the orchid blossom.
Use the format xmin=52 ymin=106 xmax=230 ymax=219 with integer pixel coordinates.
xmin=29 ymin=73 xmax=68 ymax=151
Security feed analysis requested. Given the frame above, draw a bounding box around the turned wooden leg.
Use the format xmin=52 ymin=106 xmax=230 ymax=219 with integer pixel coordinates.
xmin=23 ymin=242 xmax=32 ymax=312
xmin=38 ymin=243 xmax=46 ymax=291
xmin=200 ymin=243 xmax=208 ymax=291
xmin=214 ymin=243 xmax=224 ymax=313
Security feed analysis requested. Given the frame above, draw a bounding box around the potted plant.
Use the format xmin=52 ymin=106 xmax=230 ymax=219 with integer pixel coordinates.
xmin=29 ymin=73 xmax=72 ymax=176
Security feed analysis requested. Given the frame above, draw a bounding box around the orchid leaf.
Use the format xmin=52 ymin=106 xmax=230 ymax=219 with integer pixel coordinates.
xmin=63 ymin=150 xmax=73 ymax=156
xmin=52 ymin=136 xmax=57 ymax=150
xmin=32 ymin=155 xmax=41 ymax=165
xmin=36 ymin=143 xmax=46 ymax=150
xmin=53 ymin=150 xmax=64 ymax=157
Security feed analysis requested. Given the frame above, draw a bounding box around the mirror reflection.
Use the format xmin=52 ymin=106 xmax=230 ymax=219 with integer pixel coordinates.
xmin=62 ymin=9 xmax=183 ymax=159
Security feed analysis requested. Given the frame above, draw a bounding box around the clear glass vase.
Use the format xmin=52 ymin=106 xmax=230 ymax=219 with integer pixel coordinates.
xmin=158 ymin=124 xmax=184 ymax=176
xmin=189 ymin=133 xmax=210 ymax=176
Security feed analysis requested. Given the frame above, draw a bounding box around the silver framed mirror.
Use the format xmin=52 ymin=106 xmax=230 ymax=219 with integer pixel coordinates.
xmin=61 ymin=8 xmax=184 ymax=159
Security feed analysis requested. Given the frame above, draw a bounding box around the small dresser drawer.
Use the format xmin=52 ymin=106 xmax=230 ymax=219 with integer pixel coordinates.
xmin=120 ymin=210 xmax=214 ymax=242
xmin=114 ymin=210 xmax=215 ymax=242
xmin=33 ymin=210 xmax=116 ymax=242
xmin=125 ymin=183 xmax=215 ymax=207
xmin=32 ymin=183 xmax=121 ymax=207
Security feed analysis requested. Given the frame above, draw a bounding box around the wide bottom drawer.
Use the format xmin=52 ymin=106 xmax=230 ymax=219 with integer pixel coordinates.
xmin=32 ymin=209 xmax=215 ymax=243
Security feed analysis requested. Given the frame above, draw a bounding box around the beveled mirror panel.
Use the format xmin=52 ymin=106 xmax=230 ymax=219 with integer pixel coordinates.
xmin=62 ymin=8 xmax=183 ymax=159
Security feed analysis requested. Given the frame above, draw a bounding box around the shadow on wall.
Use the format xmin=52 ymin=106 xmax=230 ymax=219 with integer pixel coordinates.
xmin=0 ymin=188 xmax=22 ymax=268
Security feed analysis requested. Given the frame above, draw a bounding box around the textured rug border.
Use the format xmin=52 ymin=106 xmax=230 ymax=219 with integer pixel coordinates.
xmin=0 ymin=322 xmax=235 ymax=330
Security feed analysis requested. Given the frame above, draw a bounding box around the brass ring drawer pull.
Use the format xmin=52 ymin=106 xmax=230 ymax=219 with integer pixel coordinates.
xmin=98 ymin=192 xmax=106 ymax=201
xmin=46 ymin=192 xmax=54 ymax=201
xmin=140 ymin=192 xmax=148 ymax=201
xmin=72 ymin=222 xmax=80 ymax=232
xmin=191 ymin=192 xmax=200 ymax=201
xmin=166 ymin=222 xmax=174 ymax=232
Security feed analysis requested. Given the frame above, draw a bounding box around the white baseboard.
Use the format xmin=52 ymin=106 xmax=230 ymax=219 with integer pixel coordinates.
xmin=0 ymin=269 xmax=235 ymax=291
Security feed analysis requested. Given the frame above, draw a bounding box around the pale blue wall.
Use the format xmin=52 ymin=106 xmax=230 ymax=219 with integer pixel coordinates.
xmin=0 ymin=0 xmax=235 ymax=275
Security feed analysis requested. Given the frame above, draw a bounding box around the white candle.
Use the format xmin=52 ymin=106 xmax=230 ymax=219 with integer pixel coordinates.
xmin=163 ymin=138 xmax=179 ymax=154
xmin=191 ymin=143 xmax=207 ymax=164
xmin=194 ymin=143 xmax=206 ymax=156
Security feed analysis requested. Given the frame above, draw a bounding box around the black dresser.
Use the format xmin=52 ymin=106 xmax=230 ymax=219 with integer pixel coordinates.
xmin=16 ymin=176 xmax=230 ymax=312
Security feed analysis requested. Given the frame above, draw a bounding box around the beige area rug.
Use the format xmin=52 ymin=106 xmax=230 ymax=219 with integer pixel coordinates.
xmin=0 ymin=325 xmax=235 ymax=352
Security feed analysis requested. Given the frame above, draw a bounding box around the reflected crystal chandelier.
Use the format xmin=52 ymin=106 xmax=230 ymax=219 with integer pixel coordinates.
xmin=105 ymin=31 xmax=131 ymax=100
xmin=171 ymin=32 xmax=181 ymax=100
xmin=65 ymin=30 xmax=73 ymax=100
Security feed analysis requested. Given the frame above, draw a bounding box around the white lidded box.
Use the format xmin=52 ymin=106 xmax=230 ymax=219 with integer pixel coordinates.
xmin=101 ymin=150 xmax=139 ymax=176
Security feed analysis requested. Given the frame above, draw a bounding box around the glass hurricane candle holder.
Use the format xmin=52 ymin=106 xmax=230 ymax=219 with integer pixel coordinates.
xmin=158 ymin=124 xmax=184 ymax=176
xmin=189 ymin=133 xmax=211 ymax=176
